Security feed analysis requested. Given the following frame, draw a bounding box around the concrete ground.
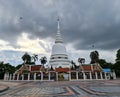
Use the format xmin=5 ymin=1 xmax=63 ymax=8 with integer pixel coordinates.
xmin=0 ymin=79 xmax=120 ymax=97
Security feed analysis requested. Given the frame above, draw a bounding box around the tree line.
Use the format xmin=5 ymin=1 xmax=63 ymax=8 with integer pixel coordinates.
xmin=0 ymin=49 xmax=120 ymax=79
xmin=70 ymin=49 xmax=120 ymax=77
xmin=0 ymin=53 xmax=47 ymax=79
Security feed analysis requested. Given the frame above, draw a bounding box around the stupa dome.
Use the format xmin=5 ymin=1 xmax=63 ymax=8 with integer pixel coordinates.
xmin=49 ymin=17 xmax=70 ymax=68
xmin=52 ymin=43 xmax=67 ymax=55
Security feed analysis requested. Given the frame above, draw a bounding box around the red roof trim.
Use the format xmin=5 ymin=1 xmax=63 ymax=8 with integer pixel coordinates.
xmin=82 ymin=65 xmax=92 ymax=71
xmin=55 ymin=68 xmax=70 ymax=73
xmin=30 ymin=65 xmax=42 ymax=71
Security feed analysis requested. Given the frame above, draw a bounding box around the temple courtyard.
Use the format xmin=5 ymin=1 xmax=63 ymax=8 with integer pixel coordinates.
xmin=0 ymin=79 xmax=120 ymax=97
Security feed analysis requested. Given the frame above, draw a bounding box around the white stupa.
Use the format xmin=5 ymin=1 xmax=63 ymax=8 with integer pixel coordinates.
xmin=49 ymin=17 xmax=70 ymax=68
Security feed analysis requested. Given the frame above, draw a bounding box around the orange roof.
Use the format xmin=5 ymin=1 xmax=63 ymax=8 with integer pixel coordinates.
xmin=55 ymin=68 xmax=69 ymax=73
xmin=31 ymin=65 xmax=42 ymax=71
xmin=82 ymin=65 xmax=92 ymax=71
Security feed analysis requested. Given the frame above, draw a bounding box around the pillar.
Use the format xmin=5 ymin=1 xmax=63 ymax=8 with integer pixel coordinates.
xmin=89 ymin=72 xmax=92 ymax=80
xmin=41 ymin=72 xmax=43 ymax=81
xmin=6 ymin=73 xmax=9 ymax=80
xmin=113 ymin=71 xmax=116 ymax=79
xmin=69 ymin=71 xmax=71 ymax=81
xmin=48 ymin=72 xmax=51 ymax=81
xmin=100 ymin=72 xmax=103 ymax=80
xmin=95 ymin=72 xmax=98 ymax=80
xmin=4 ymin=73 xmax=6 ymax=80
xmin=13 ymin=74 xmax=15 ymax=80
xmin=76 ymin=71 xmax=78 ymax=80
xmin=28 ymin=73 xmax=30 ymax=80
xmin=83 ymin=72 xmax=86 ymax=80
xmin=17 ymin=73 xmax=19 ymax=80
xmin=8 ymin=73 xmax=10 ymax=80
xmin=9 ymin=74 xmax=12 ymax=80
xmin=22 ymin=74 xmax=24 ymax=80
xmin=56 ymin=72 xmax=58 ymax=81
xmin=34 ymin=73 xmax=36 ymax=80
xmin=29 ymin=65 xmax=31 ymax=71
xmin=91 ymin=64 xmax=93 ymax=71
xmin=105 ymin=72 xmax=107 ymax=80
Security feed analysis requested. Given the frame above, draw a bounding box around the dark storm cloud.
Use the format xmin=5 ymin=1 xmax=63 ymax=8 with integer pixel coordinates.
xmin=0 ymin=0 xmax=120 ymax=50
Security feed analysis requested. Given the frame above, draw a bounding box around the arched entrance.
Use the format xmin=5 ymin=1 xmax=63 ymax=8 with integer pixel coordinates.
xmin=55 ymin=67 xmax=70 ymax=81
xmin=23 ymin=70 xmax=30 ymax=80
xmin=58 ymin=72 xmax=69 ymax=81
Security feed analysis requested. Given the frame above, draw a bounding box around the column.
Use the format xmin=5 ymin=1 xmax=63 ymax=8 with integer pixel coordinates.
xmin=34 ymin=73 xmax=36 ymax=80
xmin=48 ymin=72 xmax=51 ymax=81
xmin=13 ymin=74 xmax=15 ymax=80
xmin=69 ymin=71 xmax=71 ymax=81
xmin=76 ymin=71 xmax=78 ymax=80
xmin=28 ymin=73 xmax=30 ymax=80
xmin=9 ymin=74 xmax=12 ymax=80
xmin=89 ymin=72 xmax=92 ymax=80
xmin=95 ymin=72 xmax=98 ymax=80
xmin=91 ymin=64 xmax=93 ymax=71
xmin=113 ymin=71 xmax=116 ymax=79
xmin=100 ymin=72 xmax=103 ymax=80
xmin=22 ymin=74 xmax=24 ymax=80
xmin=105 ymin=72 xmax=107 ymax=80
xmin=17 ymin=73 xmax=19 ymax=80
xmin=29 ymin=65 xmax=31 ymax=71
xmin=41 ymin=72 xmax=43 ymax=81
xmin=83 ymin=71 xmax=86 ymax=80
xmin=56 ymin=72 xmax=58 ymax=81
xmin=4 ymin=73 xmax=6 ymax=80
xmin=7 ymin=73 xmax=9 ymax=80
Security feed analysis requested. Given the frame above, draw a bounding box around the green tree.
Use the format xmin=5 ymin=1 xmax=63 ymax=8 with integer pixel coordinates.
xmin=113 ymin=49 xmax=120 ymax=77
xmin=113 ymin=61 xmax=120 ymax=77
xmin=99 ymin=59 xmax=107 ymax=68
xmin=0 ymin=62 xmax=15 ymax=79
xmin=40 ymin=56 xmax=47 ymax=66
xmin=4 ymin=63 xmax=16 ymax=74
xmin=16 ymin=64 xmax=22 ymax=70
xmin=99 ymin=59 xmax=113 ymax=68
xmin=116 ymin=49 xmax=120 ymax=62
xmin=22 ymin=53 xmax=31 ymax=64
xmin=0 ymin=62 xmax=4 ymax=79
xmin=90 ymin=51 xmax=99 ymax=64
xmin=32 ymin=54 xmax=38 ymax=64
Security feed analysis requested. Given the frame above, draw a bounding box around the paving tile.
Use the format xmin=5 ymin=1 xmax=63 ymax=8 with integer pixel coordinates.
xmin=0 ymin=80 xmax=120 ymax=97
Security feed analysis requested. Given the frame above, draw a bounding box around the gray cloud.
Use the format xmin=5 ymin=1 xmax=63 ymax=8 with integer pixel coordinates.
xmin=0 ymin=0 xmax=120 ymax=51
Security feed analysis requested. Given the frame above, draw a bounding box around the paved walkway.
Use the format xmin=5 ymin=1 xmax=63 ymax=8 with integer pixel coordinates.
xmin=0 ymin=85 xmax=8 ymax=92
xmin=0 ymin=79 xmax=120 ymax=97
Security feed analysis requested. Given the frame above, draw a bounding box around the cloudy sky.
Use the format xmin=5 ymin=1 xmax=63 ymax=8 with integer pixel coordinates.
xmin=0 ymin=0 xmax=120 ymax=66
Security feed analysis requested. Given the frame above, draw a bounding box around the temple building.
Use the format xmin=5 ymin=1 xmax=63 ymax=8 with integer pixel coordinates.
xmin=4 ymin=18 xmax=116 ymax=81
xmin=49 ymin=17 xmax=70 ymax=68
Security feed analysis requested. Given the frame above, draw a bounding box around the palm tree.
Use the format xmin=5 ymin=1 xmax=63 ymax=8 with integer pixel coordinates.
xmin=40 ymin=56 xmax=47 ymax=66
xmin=32 ymin=54 xmax=38 ymax=64
xmin=90 ymin=50 xmax=99 ymax=64
xmin=22 ymin=53 xmax=31 ymax=64
xmin=78 ymin=58 xmax=85 ymax=65
xmin=71 ymin=60 xmax=77 ymax=70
